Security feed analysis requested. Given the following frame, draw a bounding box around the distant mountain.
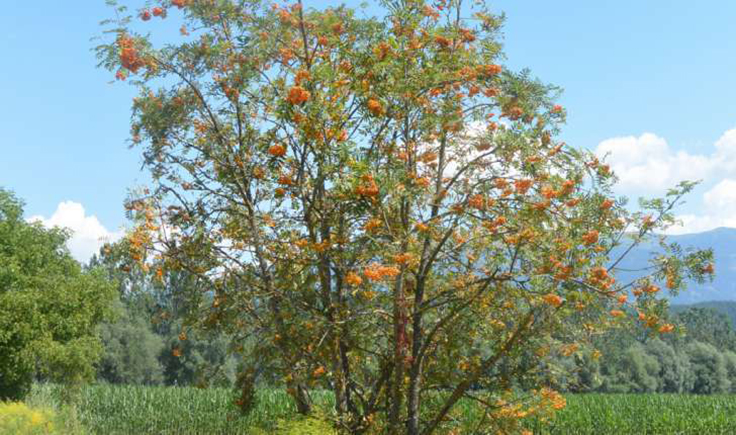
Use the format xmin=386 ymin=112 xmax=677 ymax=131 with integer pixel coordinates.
xmin=612 ymin=227 xmax=736 ymax=304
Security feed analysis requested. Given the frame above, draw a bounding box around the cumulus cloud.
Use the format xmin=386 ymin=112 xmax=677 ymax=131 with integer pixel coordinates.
xmin=595 ymin=128 xmax=736 ymax=235
xmin=28 ymin=201 xmax=124 ymax=263
xmin=666 ymin=179 xmax=736 ymax=235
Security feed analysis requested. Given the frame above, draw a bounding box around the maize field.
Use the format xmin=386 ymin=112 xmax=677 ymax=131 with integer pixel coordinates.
xmin=22 ymin=384 xmax=736 ymax=434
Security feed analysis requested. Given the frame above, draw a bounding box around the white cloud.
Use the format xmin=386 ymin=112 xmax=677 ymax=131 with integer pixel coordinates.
xmin=595 ymin=128 xmax=736 ymax=235
xmin=714 ymin=128 xmax=736 ymax=172
xmin=595 ymin=133 xmax=714 ymax=193
xmin=28 ymin=201 xmax=124 ymax=263
xmin=704 ymin=179 xmax=736 ymax=211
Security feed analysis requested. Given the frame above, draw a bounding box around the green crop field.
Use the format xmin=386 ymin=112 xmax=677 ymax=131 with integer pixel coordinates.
xmin=23 ymin=384 xmax=736 ymax=434
xmin=527 ymin=394 xmax=736 ymax=434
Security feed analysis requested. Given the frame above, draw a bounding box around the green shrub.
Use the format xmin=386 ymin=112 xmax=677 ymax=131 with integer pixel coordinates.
xmin=0 ymin=401 xmax=78 ymax=435
xmin=275 ymin=415 xmax=337 ymax=435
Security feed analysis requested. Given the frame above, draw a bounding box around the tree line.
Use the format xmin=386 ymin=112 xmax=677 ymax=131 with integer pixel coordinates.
xmin=554 ymin=307 xmax=736 ymax=395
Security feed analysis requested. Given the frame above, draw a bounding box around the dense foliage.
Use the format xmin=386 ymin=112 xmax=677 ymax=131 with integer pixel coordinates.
xmin=0 ymin=189 xmax=115 ymax=402
xmin=96 ymin=0 xmax=713 ymax=432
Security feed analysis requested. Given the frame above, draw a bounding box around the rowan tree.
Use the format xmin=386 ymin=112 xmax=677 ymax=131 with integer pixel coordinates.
xmin=97 ymin=0 xmax=713 ymax=433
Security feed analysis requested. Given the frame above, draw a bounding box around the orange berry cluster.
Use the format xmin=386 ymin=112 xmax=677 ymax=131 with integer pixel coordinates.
xmin=632 ymin=283 xmax=660 ymax=297
xmin=356 ymin=175 xmax=379 ymax=197
xmin=588 ymin=266 xmax=615 ymax=290
xmin=287 ymin=86 xmax=310 ymax=105
xmin=268 ymin=144 xmax=287 ymax=157
xmin=363 ymin=263 xmax=400 ymax=281
xmin=118 ymin=35 xmax=145 ymax=73
xmin=468 ymin=194 xmax=486 ymax=210
xmin=514 ymin=179 xmax=533 ymax=194
xmin=367 ymin=98 xmax=384 ymax=116
xmin=140 ymin=7 xmax=166 ymax=21
xmin=345 ymin=272 xmax=363 ymax=286
xmin=393 ymin=253 xmax=415 ymax=265
xmin=581 ymin=230 xmax=599 ymax=246
xmin=543 ymin=293 xmax=563 ymax=308
xmin=477 ymin=64 xmax=502 ymax=77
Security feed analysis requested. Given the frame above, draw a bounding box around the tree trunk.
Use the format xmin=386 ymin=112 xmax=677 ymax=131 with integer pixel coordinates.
xmin=388 ymin=274 xmax=407 ymax=434
xmin=288 ymin=381 xmax=312 ymax=415
xmin=406 ymin=324 xmax=424 ymax=434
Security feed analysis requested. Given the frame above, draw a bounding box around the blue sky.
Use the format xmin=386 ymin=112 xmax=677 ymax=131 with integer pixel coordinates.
xmin=3 ymin=1 xmax=736 ymax=261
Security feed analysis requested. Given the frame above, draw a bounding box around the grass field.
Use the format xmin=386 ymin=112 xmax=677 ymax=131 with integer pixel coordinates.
xmin=24 ymin=384 xmax=736 ymax=434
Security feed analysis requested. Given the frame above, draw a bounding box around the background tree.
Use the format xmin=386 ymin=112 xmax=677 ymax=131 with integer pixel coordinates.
xmin=644 ymin=338 xmax=690 ymax=393
xmin=0 ymin=188 xmax=115 ymax=401
xmin=671 ymin=307 xmax=736 ymax=351
xmin=599 ymin=343 xmax=659 ymax=393
xmin=97 ymin=0 xmax=713 ymax=433
xmin=96 ymin=297 xmax=165 ymax=385
xmin=684 ymin=341 xmax=730 ymax=394
xmin=722 ymin=350 xmax=736 ymax=393
xmin=92 ymin=239 xmax=238 ymax=387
